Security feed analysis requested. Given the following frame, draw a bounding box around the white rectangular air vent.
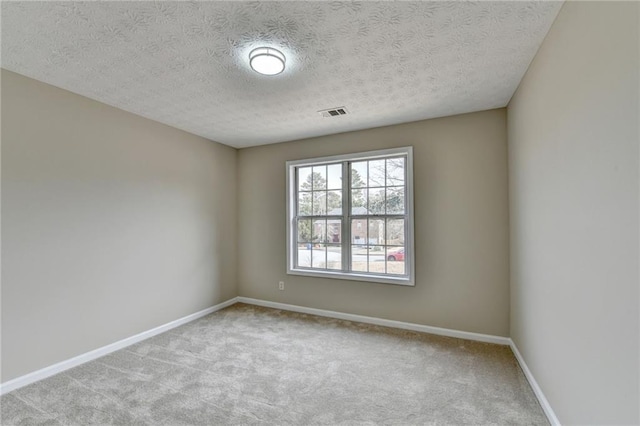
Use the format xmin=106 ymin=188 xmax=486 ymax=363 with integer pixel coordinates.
xmin=318 ymin=107 xmax=349 ymax=118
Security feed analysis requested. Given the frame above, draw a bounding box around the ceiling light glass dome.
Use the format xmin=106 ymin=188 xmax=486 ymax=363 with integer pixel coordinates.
xmin=249 ymin=47 xmax=286 ymax=76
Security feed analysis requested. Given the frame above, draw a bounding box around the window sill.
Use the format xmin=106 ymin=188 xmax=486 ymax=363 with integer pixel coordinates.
xmin=287 ymin=268 xmax=414 ymax=286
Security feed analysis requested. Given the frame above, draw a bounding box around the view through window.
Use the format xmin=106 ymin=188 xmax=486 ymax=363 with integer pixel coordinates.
xmin=287 ymin=147 xmax=414 ymax=285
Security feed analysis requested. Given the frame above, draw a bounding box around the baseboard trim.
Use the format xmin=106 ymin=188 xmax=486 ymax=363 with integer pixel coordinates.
xmin=2 ymin=295 xmax=558 ymax=426
xmin=236 ymin=297 xmax=511 ymax=345
xmin=0 ymin=297 xmax=239 ymax=395
xmin=509 ymin=340 xmax=560 ymax=426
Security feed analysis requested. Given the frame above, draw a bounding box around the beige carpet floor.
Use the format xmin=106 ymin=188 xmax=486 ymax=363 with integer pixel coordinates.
xmin=1 ymin=303 xmax=547 ymax=425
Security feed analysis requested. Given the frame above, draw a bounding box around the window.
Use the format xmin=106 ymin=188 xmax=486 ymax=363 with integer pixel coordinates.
xmin=286 ymin=147 xmax=414 ymax=286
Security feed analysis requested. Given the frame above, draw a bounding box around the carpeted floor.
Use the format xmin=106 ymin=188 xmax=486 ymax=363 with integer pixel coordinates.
xmin=1 ymin=303 xmax=548 ymax=425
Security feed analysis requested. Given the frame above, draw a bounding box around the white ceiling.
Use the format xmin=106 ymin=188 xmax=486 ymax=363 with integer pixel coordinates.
xmin=1 ymin=1 xmax=562 ymax=148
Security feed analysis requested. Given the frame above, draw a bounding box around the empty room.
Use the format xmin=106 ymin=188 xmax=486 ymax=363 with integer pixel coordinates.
xmin=1 ymin=1 xmax=638 ymax=425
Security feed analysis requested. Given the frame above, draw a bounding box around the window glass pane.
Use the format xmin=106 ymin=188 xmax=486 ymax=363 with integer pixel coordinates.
xmin=368 ymin=188 xmax=385 ymax=215
xmin=310 ymin=245 xmax=327 ymax=269
xmin=351 ymin=162 xmax=367 ymax=188
xmin=312 ymin=166 xmax=327 ymax=190
xmin=327 ymin=190 xmax=342 ymax=214
xmin=298 ymin=192 xmax=312 ymax=216
xmin=351 ymin=245 xmax=368 ymax=272
xmin=327 ymin=164 xmax=342 ymax=190
xmin=351 ymin=219 xmax=367 ymax=245
xmin=298 ymin=167 xmax=312 ymax=191
xmin=368 ymin=219 xmax=385 ymax=245
xmin=351 ymin=189 xmax=367 ymax=214
xmin=368 ymin=246 xmax=386 ymax=273
xmin=326 ymin=245 xmax=342 ymax=270
xmin=387 ymin=219 xmax=405 ymax=245
xmin=297 ymin=219 xmax=312 ymax=243
xmin=368 ymin=159 xmax=386 ymax=187
xmin=386 ymin=186 xmax=405 ymax=214
xmin=297 ymin=245 xmax=311 ymax=268
xmin=312 ymin=191 xmax=327 ymax=215
xmin=386 ymin=246 xmax=405 ymax=275
xmin=327 ymin=219 xmax=342 ymax=243
xmin=386 ymin=158 xmax=405 ymax=186
xmin=313 ymin=218 xmax=327 ymax=244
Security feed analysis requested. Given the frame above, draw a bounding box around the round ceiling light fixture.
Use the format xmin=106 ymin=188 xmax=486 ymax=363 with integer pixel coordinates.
xmin=249 ymin=47 xmax=286 ymax=75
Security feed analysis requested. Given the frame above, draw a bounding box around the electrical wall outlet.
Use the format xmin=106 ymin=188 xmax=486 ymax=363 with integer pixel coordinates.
xmin=278 ymin=281 xmax=285 ymax=291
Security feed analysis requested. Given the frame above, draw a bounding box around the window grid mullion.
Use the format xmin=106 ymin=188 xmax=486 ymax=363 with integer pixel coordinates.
xmin=342 ymin=161 xmax=350 ymax=272
xmin=294 ymin=168 xmax=300 ymax=268
xmin=404 ymin=156 xmax=410 ymax=277
xmin=366 ymin=161 xmax=370 ymax=214
xmin=350 ymin=215 xmax=404 ymax=219
xmin=384 ymin=159 xmax=387 ymax=216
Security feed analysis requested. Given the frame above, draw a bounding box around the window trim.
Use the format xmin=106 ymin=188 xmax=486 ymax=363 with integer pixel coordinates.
xmin=286 ymin=146 xmax=415 ymax=286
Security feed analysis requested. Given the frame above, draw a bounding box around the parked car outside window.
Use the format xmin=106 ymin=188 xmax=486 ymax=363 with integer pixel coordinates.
xmin=387 ymin=248 xmax=404 ymax=261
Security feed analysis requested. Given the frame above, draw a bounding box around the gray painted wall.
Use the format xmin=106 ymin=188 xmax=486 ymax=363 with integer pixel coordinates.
xmin=508 ymin=2 xmax=639 ymax=424
xmin=237 ymin=109 xmax=510 ymax=337
xmin=1 ymin=70 xmax=238 ymax=382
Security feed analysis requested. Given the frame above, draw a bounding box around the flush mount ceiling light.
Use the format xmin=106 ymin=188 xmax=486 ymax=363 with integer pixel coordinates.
xmin=249 ymin=47 xmax=286 ymax=76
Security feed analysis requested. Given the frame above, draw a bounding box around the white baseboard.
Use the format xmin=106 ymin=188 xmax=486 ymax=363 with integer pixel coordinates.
xmin=0 ymin=297 xmax=239 ymax=395
xmin=236 ymin=297 xmax=511 ymax=345
xmin=509 ymin=340 xmax=560 ymax=426
xmin=2 ymin=294 xmax=557 ymax=426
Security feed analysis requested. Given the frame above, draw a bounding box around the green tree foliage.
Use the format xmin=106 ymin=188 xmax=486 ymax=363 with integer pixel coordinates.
xmin=385 ymin=187 xmax=404 ymax=214
xmin=297 ymin=219 xmax=312 ymax=242
xmin=351 ymin=168 xmax=366 ymax=187
xmin=367 ymin=187 xmax=404 ymax=215
xmin=298 ymin=171 xmax=342 ymax=242
xmin=299 ymin=171 xmax=344 ymax=215
xmin=300 ymin=171 xmax=325 ymax=191
xmin=350 ymin=168 xmax=366 ymax=208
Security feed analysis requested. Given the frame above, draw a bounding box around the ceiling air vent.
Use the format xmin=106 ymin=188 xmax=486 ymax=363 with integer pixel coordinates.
xmin=318 ymin=107 xmax=349 ymax=118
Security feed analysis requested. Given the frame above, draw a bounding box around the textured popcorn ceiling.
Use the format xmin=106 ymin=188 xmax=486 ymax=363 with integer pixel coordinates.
xmin=1 ymin=1 xmax=562 ymax=148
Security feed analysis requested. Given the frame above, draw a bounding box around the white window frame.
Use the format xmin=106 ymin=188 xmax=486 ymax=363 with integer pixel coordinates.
xmin=286 ymin=147 xmax=415 ymax=286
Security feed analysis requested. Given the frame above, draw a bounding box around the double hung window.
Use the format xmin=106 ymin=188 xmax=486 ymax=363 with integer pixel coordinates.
xmin=286 ymin=147 xmax=414 ymax=285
